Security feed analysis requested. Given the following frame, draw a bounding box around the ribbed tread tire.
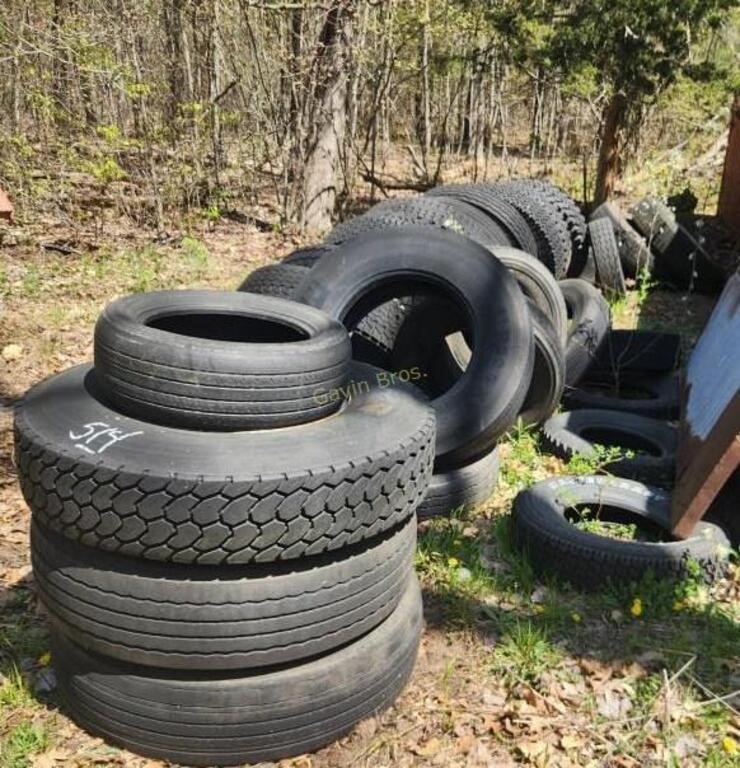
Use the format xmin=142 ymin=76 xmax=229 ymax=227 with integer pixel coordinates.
xmin=513 ymin=476 xmax=729 ymax=591
xmin=238 ymin=264 xmax=309 ymax=299
xmin=417 ymin=449 xmax=500 ymax=520
xmin=590 ymin=202 xmax=653 ymax=278
xmin=325 ymin=196 xmax=511 ymax=249
xmin=588 ymin=218 xmax=626 ymax=297
xmin=93 ymin=291 xmax=351 ymax=431
xmin=32 ymin=517 xmax=416 ymax=670
xmin=15 ymin=363 xmax=435 ymax=565
xmin=52 ymin=577 xmax=423 ymax=767
xmin=426 ymin=184 xmax=539 ymax=255
xmin=630 ymin=198 xmax=677 ymax=254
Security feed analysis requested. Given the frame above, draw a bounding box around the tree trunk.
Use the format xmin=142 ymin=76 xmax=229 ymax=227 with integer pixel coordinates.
xmin=594 ymin=91 xmax=628 ymax=204
xmin=302 ymin=1 xmax=353 ymax=233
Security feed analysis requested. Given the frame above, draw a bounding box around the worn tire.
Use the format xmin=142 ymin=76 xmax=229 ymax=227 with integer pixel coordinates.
xmin=94 ymin=291 xmax=351 ymax=430
xmin=564 ymin=371 xmax=680 ymax=419
xmin=509 ymin=179 xmax=587 ymax=272
xmin=541 ymin=410 xmax=677 ymax=484
xmin=590 ymin=330 xmax=681 ymax=375
xmin=417 ymin=448 xmax=500 ymax=520
xmin=492 ymin=182 xmax=572 ymax=278
xmin=295 ymin=227 xmax=534 ymax=467
xmin=237 ymin=264 xmax=309 ymax=299
xmin=559 ymin=279 xmax=611 ymax=386
xmin=426 ymin=184 xmax=539 ymax=255
xmin=590 ymin=202 xmax=653 ymax=278
xmin=15 ymin=363 xmax=435 ymax=565
xmin=282 ymin=244 xmax=335 ymax=268
xmin=513 ymin=476 xmax=729 ymax=591
xmin=630 ymin=198 xmax=678 ymax=254
xmin=518 ymin=303 xmax=566 ymax=425
xmin=493 ymin=247 xmax=569 ymax=344
xmin=52 ymin=577 xmax=423 ymax=767
xmin=32 ymin=516 xmax=415 ymax=670
xmin=325 ymin=196 xmax=511 ymax=249
xmin=588 ymin=218 xmax=626 ymax=297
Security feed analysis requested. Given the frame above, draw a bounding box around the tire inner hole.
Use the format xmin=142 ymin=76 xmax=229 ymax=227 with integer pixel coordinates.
xmin=147 ymin=313 xmax=308 ymax=343
xmin=564 ymin=503 xmax=671 ymax=542
xmin=580 ymin=380 xmax=656 ymax=400
xmin=578 ymin=427 xmax=662 ymax=457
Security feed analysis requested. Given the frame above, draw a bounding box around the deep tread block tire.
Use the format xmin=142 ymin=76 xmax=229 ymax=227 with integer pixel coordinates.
xmin=509 ymin=179 xmax=587 ymax=274
xmin=426 ymin=184 xmax=539 ymax=255
xmin=238 ymin=264 xmax=309 ymax=299
xmin=492 ymin=183 xmax=572 ymax=278
xmin=325 ymin=196 xmax=512 ymax=249
xmin=588 ymin=218 xmax=626 ymax=297
xmin=417 ymin=448 xmax=500 ymax=520
xmin=513 ymin=476 xmax=729 ymax=591
xmin=559 ymin=279 xmax=611 ymax=386
xmin=94 ymin=291 xmax=351 ymax=430
xmin=52 ymin=577 xmax=423 ymax=767
xmin=295 ymin=227 xmax=534 ymax=467
xmin=32 ymin=517 xmax=416 ymax=670
xmin=15 ymin=363 xmax=435 ymax=565
xmin=540 ymin=410 xmax=677 ymax=485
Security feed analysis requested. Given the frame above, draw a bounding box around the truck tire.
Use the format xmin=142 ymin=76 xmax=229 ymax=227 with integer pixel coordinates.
xmin=94 ymin=291 xmax=351 ymax=430
xmin=15 ymin=363 xmax=435 ymax=565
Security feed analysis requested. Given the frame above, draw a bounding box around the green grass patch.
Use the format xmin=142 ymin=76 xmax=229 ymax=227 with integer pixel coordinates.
xmin=0 ymin=722 xmax=49 ymax=768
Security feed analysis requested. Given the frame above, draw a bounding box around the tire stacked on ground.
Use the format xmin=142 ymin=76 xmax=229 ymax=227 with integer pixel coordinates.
xmin=15 ymin=290 xmax=436 ymax=766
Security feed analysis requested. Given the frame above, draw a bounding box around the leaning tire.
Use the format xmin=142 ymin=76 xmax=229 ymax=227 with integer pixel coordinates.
xmin=563 ymin=371 xmax=680 ymax=419
xmin=282 ymin=244 xmax=335 ymax=267
xmin=94 ymin=291 xmax=351 ymax=430
xmin=295 ymin=227 xmax=535 ymax=467
xmin=15 ymin=363 xmax=435 ymax=565
xmin=426 ymin=184 xmax=539 ymax=255
xmin=493 ymin=247 xmax=569 ymax=345
xmin=590 ymin=202 xmax=653 ymax=278
xmin=237 ymin=264 xmax=309 ymax=299
xmin=540 ymin=410 xmax=677 ymax=484
xmin=417 ymin=448 xmax=500 ymax=520
xmin=588 ymin=218 xmax=626 ymax=297
xmin=325 ymin=196 xmax=511 ymax=249
xmin=559 ymin=279 xmax=611 ymax=386
xmin=52 ymin=577 xmax=423 ymax=767
xmin=32 ymin=516 xmax=415 ymax=670
xmin=493 ymin=182 xmax=573 ymax=278
xmin=513 ymin=476 xmax=729 ymax=591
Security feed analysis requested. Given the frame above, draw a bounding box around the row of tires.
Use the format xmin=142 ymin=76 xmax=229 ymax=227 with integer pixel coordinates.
xmin=17 ymin=287 xmax=438 ymax=764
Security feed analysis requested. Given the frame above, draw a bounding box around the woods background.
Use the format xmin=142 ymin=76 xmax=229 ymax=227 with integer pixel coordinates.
xmin=0 ymin=0 xmax=738 ymax=233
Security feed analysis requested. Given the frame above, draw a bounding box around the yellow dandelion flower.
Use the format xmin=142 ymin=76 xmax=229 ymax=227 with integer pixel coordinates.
xmin=672 ymin=599 xmax=685 ymax=612
xmin=722 ymin=736 xmax=737 ymax=755
xmin=533 ymin=604 xmax=545 ymax=614
xmin=630 ymin=598 xmax=643 ymax=618
xmin=447 ymin=557 xmax=459 ymax=568
xmin=571 ymin=612 xmax=582 ymax=623
xmin=37 ymin=651 xmax=52 ymax=667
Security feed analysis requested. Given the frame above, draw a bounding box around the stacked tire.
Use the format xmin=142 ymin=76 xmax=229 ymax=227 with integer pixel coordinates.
xmin=15 ymin=290 xmax=436 ymax=766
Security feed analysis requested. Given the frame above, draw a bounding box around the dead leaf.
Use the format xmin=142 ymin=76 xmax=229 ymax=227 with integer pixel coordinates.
xmin=2 ymin=343 xmax=23 ymax=361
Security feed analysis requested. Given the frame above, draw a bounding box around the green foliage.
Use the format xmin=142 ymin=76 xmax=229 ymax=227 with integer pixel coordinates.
xmin=490 ymin=620 xmax=562 ymax=685
xmin=0 ymin=723 xmax=49 ymax=768
xmin=86 ymin=157 xmax=126 ymax=184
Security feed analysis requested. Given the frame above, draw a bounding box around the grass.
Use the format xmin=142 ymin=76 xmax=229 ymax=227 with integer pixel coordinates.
xmin=490 ymin=620 xmax=563 ymax=686
xmin=0 ymin=722 xmax=49 ymax=768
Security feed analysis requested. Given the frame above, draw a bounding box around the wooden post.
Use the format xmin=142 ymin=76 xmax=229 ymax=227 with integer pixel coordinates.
xmin=0 ymin=186 xmax=14 ymax=223
xmin=718 ymin=95 xmax=740 ymax=239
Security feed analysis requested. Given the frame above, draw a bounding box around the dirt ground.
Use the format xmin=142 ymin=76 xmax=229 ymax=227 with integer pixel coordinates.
xmin=1 ymin=217 xmax=738 ymax=768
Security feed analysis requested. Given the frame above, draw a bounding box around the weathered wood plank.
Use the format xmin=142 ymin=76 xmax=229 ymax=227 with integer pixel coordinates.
xmin=671 ymin=272 xmax=740 ymax=537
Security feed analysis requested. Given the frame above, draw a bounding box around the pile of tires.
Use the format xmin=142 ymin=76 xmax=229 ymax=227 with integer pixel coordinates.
xmin=15 ymin=290 xmax=436 ymax=766
xmin=239 ymin=180 xmax=700 ymax=521
xmin=590 ymin=197 xmax=726 ymax=295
